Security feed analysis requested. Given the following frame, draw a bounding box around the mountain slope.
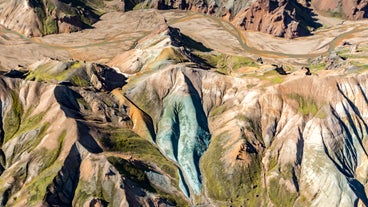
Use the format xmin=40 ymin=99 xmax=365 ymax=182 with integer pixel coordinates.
xmin=0 ymin=0 xmax=123 ymax=36
xmin=1 ymin=6 xmax=368 ymax=207
xmin=132 ymin=0 xmax=322 ymax=38
xmin=311 ymin=0 xmax=368 ymax=19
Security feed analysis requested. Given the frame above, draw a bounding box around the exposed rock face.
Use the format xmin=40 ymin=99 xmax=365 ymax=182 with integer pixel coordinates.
xmin=0 ymin=67 xmax=187 ymax=206
xmin=0 ymin=0 xmax=320 ymax=38
xmin=233 ymin=0 xmax=319 ymax=38
xmin=133 ymin=0 xmax=321 ymax=38
xmin=0 ymin=0 xmax=122 ymax=36
xmin=2 ymin=55 xmax=368 ymax=206
xmin=311 ymin=0 xmax=368 ymax=19
xmin=1 ymin=0 xmax=367 ymax=39
xmin=109 ymin=23 xmax=211 ymax=73
xmin=1 ymin=6 xmax=368 ymax=207
xmin=120 ymin=61 xmax=368 ymax=206
xmin=0 ymin=0 xmax=43 ymax=37
xmin=2 ymin=0 xmax=367 ymax=39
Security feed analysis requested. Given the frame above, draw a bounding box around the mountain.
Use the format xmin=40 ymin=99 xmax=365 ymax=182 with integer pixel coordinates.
xmin=1 ymin=0 xmax=368 ymax=38
xmin=0 ymin=2 xmax=368 ymax=207
xmin=311 ymin=0 xmax=368 ymax=19
xmin=0 ymin=0 xmax=123 ymax=36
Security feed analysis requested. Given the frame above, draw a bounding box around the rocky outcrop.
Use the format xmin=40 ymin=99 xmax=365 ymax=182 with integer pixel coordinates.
xmin=1 ymin=6 xmax=368 ymax=206
xmin=233 ymin=0 xmax=321 ymax=38
xmin=121 ymin=61 xmax=368 ymax=206
xmin=131 ymin=0 xmax=321 ymax=38
xmin=0 ymin=0 xmax=122 ymax=36
xmin=3 ymin=54 xmax=368 ymax=206
xmin=109 ymin=22 xmax=212 ymax=73
xmin=0 ymin=0 xmax=321 ymax=38
xmin=0 ymin=65 xmax=187 ymax=206
xmin=1 ymin=0 xmax=367 ymax=39
xmin=311 ymin=0 xmax=368 ymax=20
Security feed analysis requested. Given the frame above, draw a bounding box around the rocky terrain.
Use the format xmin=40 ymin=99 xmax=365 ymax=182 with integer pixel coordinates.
xmin=0 ymin=1 xmax=368 ymax=207
xmin=3 ymin=0 xmax=368 ymax=38
xmin=311 ymin=0 xmax=368 ymax=20
xmin=0 ymin=0 xmax=124 ymax=36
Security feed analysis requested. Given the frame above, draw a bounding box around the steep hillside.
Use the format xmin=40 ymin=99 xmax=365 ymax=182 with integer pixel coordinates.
xmin=1 ymin=5 xmax=368 ymax=207
xmin=0 ymin=0 xmax=123 ymax=36
xmin=132 ymin=0 xmax=322 ymax=38
xmin=122 ymin=63 xmax=368 ymax=206
xmin=1 ymin=0 xmax=367 ymax=38
xmin=311 ymin=0 xmax=368 ymax=19
xmin=0 ymin=61 xmax=188 ymax=206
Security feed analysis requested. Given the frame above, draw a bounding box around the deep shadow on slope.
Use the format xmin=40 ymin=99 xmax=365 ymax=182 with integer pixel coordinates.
xmin=44 ymin=144 xmax=82 ymax=206
xmin=54 ymin=86 xmax=102 ymax=153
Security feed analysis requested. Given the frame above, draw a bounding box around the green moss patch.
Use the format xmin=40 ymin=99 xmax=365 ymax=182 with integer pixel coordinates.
xmin=26 ymin=61 xmax=90 ymax=86
xmin=98 ymin=127 xmax=188 ymax=205
xmin=201 ymin=131 xmax=264 ymax=206
xmin=194 ymin=52 xmax=258 ymax=74
xmin=268 ymin=178 xmax=298 ymax=207
xmin=3 ymin=91 xmax=23 ymax=143
xmin=25 ymin=161 xmax=63 ymax=205
xmin=268 ymin=163 xmax=299 ymax=207
xmin=38 ymin=130 xmax=66 ymax=171
xmin=44 ymin=17 xmax=58 ymax=35
xmin=101 ymin=128 xmax=178 ymax=179
xmin=287 ymin=93 xmax=326 ymax=118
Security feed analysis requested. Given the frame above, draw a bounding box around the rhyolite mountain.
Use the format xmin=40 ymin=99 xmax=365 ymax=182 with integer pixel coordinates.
xmin=1 ymin=0 xmax=368 ymax=38
xmin=0 ymin=0 xmax=124 ymax=36
xmin=0 ymin=1 xmax=368 ymax=207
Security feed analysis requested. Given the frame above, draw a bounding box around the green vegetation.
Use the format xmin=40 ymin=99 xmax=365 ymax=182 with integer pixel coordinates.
xmin=13 ymin=129 xmax=64 ymax=204
xmin=268 ymin=163 xmax=299 ymax=207
xmin=107 ymin=157 xmax=187 ymax=206
xmin=76 ymin=97 xmax=91 ymax=110
xmin=0 ymin=90 xmax=63 ymax=205
xmin=1 ymin=89 xmax=54 ymax=169
xmin=100 ymin=128 xmax=187 ymax=206
xmin=6 ymin=116 xmax=50 ymax=165
xmin=27 ymin=161 xmax=62 ymax=205
xmin=38 ymin=130 xmax=66 ymax=171
xmin=335 ymin=46 xmax=368 ymax=72
xmin=70 ymin=75 xmax=90 ymax=87
xmin=194 ymin=52 xmax=258 ymax=74
xmin=287 ymin=93 xmax=326 ymax=118
xmin=309 ymin=62 xmax=326 ymax=71
xmin=100 ymin=128 xmax=188 ymax=206
xmin=44 ymin=17 xmax=58 ymax=35
xmin=101 ymin=128 xmax=178 ymax=179
xmin=3 ymin=91 xmax=23 ymax=143
xmin=14 ymin=123 xmax=50 ymax=157
xmin=73 ymin=177 xmax=110 ymax=206
xmin=133 ymin=2 xmax=150 ymax=10
xmin=108 ymin=157 xmax=155 ymax=191
xmin=210 ymin=104 xmax=228 ymax=116
xmin=73 ymin=179 xmax=93 ymax=206
xmin=32 ymin=0 xmax=104 ymax=35
xmin=11 ymin=111 xmax=49 ymax=142
xmin=156 ymin=47 xmax=187 ymax=63
xmin=201 ymin=131 xmax=264 ymax=206
xmin=269 ymin=156 xmax=278 ymax=170
xmin=45 ymin=0 xmax=56 ymax=12
xmin=329 ymin=10 xmax=344 ymax=18
xmin=349 ymin=62 xmax=368 ymax=73
xmin=268 ymin=178 xmax=298 ymax=207
xmin=294 ymin=195 xmax=311 ymax=207
xmin=26 ymin=61 xmax=89 ymax=86
xmin=263 ymin=69 xmax=285 ymax=84
xmin=268 ymin=75 xmax=284 ymax=84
